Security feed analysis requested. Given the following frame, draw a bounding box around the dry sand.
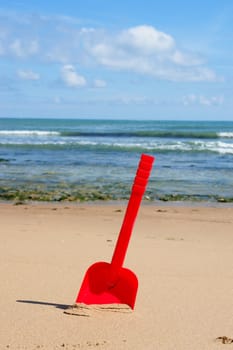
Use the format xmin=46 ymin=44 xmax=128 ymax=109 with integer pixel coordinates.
xmin=0 ymin=202 xmax=233 ymax=349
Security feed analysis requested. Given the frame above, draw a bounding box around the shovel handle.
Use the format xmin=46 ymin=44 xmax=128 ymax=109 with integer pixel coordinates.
xmin=110 ymin=154 xmax=155 ymax=271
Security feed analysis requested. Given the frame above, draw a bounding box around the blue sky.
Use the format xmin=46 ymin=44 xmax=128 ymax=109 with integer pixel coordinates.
xmin=0 ymin=0 xmax=233 ymax=120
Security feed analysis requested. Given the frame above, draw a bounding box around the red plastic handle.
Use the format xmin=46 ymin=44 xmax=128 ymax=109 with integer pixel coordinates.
xmin=110 ymin=154 xmax=155 ymax=271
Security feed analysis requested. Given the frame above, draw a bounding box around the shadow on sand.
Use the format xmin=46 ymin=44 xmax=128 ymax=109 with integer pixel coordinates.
xmin=16 ymin=299 xmax=70 ymax=310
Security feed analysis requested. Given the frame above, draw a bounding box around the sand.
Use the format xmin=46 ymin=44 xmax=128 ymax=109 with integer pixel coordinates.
xmin=1 ymin=202 xmax=233 ymax=349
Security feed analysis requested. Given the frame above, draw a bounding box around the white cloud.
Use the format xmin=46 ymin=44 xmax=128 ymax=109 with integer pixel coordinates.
xmin=183 ymin=94 xmax=224 ymax=106
xmin=61 ymin=64 xmax=87 ymax=87
xmin=17 ymin=69 xmax=40 ymax=80
xmin=199 ymin=95 xmax=224 ymax=106
xmin=118 ymin=25 xmax=175 ymax=54
xmin=93 ymin=79 xmax=107 ymax=88
xmin=88 ymin=25 xmax=220 ymax=82
xmin=0 ymin=10 xmax=222 ymax=83
xmin=10 ymin=39 xmax=24 ymax=57
xmin=10 ymin=39 xmax=39 ymax=58
xmin=158 ymin=66 xmax=220 ymax=82
xmin=182 ymin=94 xmax=197 ymax=105
xmin=171 ymin=50 xmax=202 ymax=66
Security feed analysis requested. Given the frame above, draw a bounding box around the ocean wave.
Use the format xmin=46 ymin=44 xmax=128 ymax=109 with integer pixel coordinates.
xmin=0 ymin=130 xmax=59 ymax=136
xmin=217 ymin=132 xmax=233 ymax=138
xmin=60 ymin=130 xmax=220 ymax=139
xmin=60 ymin=130 xmax=233 ymax=139
xmin=193 ymin=141 xmax=233 ymax=154
xmin=1 ymin=129 xmax=233 ymax=140
xmin=1 ymin=139 xmax=233 ymax=154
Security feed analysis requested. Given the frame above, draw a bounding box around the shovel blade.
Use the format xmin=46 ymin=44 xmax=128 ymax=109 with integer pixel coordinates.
xmin=76 ymin=262 xmax=138 ymax=309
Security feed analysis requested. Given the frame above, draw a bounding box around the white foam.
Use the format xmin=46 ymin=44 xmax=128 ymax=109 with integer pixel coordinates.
xmin=0 ymin=130 xmax=59 ymax=136
xmin=194 ymin=140 xmax=233 ymax=154
xmin=218 ymin=132 xmax=233 ymax=138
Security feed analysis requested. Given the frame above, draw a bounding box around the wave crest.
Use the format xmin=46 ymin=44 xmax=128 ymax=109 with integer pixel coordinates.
xmin=0 ymin=130 xmax=59 ymax=136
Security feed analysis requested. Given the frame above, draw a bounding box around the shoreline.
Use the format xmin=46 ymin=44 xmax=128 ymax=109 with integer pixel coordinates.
xmin=1 ymin=181 xmax=233 ymax=204
xmin=1 ymin=197 xmax=233 ymax=209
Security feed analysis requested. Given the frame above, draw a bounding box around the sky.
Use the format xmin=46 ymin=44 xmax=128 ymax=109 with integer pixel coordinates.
xmin=0 ymin=0 xmax=233 ymax=120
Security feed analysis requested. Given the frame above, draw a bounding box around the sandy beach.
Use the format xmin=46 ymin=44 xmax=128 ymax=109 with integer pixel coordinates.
xmin=1 ymin=202 xmax=233 ymax=349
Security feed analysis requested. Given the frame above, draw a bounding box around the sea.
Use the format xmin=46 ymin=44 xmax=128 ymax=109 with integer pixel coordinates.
xmin=0 ymin=118 xmax=233 ymax=204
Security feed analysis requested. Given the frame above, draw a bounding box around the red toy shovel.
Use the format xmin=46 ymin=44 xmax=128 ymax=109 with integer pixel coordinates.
xmin=76 ymin=154 xmax=155 ymax=309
